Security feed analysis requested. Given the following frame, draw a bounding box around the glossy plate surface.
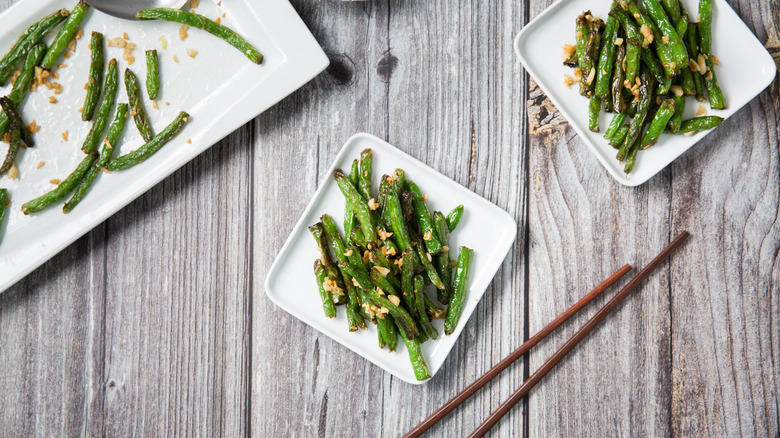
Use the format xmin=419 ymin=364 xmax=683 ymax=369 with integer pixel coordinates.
xmin=265 ymin=133 xmax=518 ymax=384
xmin=0 ymin=0 xmax=328 ymax=293
xmin=514 ymin=0 xmax=776 ymax=186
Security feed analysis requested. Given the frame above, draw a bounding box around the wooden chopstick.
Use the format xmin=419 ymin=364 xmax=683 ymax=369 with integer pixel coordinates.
xmin=469 ymin=230 xmax=690 ymax=438
xmin=403 ymin=264 xmax=633 ymax=438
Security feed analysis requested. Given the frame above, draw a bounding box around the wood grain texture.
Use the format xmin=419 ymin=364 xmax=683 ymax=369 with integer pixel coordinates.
xmin=0 ymin=0 xmax=777 ymax=437
xmin=250 ymin=0 xmax=527 ymax=437
xmin=525 ymin=1 xmax=779 ymax=437
xmin=670 ymin=1 xmax=780 ymax=436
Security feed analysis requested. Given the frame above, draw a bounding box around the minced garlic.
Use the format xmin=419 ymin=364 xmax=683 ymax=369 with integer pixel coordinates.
xmin=560 ymin=44 xmax=576 ymax=61
xmin=179 ymin=25 xmax=189 ymax=41
xmin=27 ymin=121 xmax=40 ymax=134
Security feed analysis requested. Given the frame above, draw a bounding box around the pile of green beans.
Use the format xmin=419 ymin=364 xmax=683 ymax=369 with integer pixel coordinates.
xmin=308 ymin=149 xmax=472 ymax=381
xmin=0 ymin=1 xmax=268 ymax=220
xmin=565 ymin=0 xmax=725 ymax=174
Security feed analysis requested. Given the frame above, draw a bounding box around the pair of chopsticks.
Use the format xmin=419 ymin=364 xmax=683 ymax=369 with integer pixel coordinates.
xmin=404 ymin=230 xmax=690 ymax=438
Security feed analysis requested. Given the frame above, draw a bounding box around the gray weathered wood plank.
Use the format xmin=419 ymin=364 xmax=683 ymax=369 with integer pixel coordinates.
xmin=251 ymin=0 xmax=527 ymax=437
xmin=525 ymin=0 xmax=779 ymax=437
xmin=1 ymin=0 xmax=778 ymax=436
xmin=0 ymin=0 xmax=254 ymax=430
xmin=669 ymin=1 xmax=780 ymax=435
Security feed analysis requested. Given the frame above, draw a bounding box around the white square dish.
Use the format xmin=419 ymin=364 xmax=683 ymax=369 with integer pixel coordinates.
xmin=264 ymin=133 xmax=518 ymax=384
xmin=0 ymin=0 xmax=328 ymax=292
xmin=514 ymin=0 xmax=776 ymax=186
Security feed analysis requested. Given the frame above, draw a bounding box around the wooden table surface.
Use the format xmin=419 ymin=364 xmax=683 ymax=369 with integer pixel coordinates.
xmin=1 ymin=0 xmax=778 ymax=436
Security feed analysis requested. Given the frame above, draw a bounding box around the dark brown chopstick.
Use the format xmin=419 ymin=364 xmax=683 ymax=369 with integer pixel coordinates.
xmin=403 ymin=264 xmax=632 ymax=438
xmin=469 ymin=231 xmax=690 ymax=438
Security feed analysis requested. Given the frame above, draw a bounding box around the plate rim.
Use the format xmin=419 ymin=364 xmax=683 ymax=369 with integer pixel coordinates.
xmin=264 ymin=132 xmax=518 ymax=384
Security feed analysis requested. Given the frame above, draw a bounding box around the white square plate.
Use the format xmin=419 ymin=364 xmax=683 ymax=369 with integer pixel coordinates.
xmin=0 ymin=0 xmax=328 ymax=292
xmin=514 ymin=0 xmax=776 ymax=186
xmin=264 ymin=133 xmax=517 ymax=384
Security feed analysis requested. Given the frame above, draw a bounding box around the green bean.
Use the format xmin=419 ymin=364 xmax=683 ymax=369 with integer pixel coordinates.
xmin=415 ymin=244 xmax=445 ymax=291
xmin=604 ymin=112 xmax=627 ymax=140
xmin=433 ymin=212 xmax=452 ymax=305
xmin=611 ymin=6 xmax=642 ymax=46
xmin=617 ymin=72 xmax=655 ymax=162
xmin=332 ymin=169 xmax=378 ymax=242
xmin=398 ymin=319 xmax=431 ymax=381
xmin=358 ymin=148 xmax=372 ymax=202
xmin=383 ymin=315 xmax=398 ymax=352
xmin=662 ymin=0 xmax=681 ymax=26
xmin=124 ymin=69 xmax=154 ymax=142
xmin=667 ymin=94 xmax=686 ymax=134
xmin=0 ymin=9 xmax=67 ymax=85
xmin=82 ymin=58 xmax=118 ymax=154
xmin=384 ymin=188 xmax=413 ymax=251
xmin=375 ymin=312 xmax=389 ymax=349
xmin=583 ymin=16 xmax=605 ymax=96
xmin=401 ymin=247 xmax=417 ymax=313
xmin=22 ymin=152 xmax=98 ymax=214
xmin=341 ymin=261 xmax=419 ymax=340
xmin=640 ymin=98 xmax=676 ymax=150
xmin=0 ymin=125 xmax=21 ymax=175
xmin=145 ymin=50 xmax=160 ymax=101
xmin=0 ymin=188 xmax=7 ymax=244
xmin=321 ymin=214 xmax=365 ymax=331
xmin=82 ymin=32 xmax=104 ymax=121
xmin=0 ymin=97 xmax=33 ymax=147
xmin=309 ymin=222 xmax=336 ymax=269
xmin=0 ymin=44 xmax=45 ymax=140
xmin=314 ymin=260 xmax=337 ymax=318
xmin=608 ymin=125 xmax=630 ymax=148
xmin=309 ymin=223 xmax=348 ymax=306
xmin=641 ymin=0 xmax=689 ymax=69
xmin=409 ymin=256 xmax=438 ymax=340
xmin=611 ymin=8 xmax=642 ymax=85
xmin=640 ymin=48 xmax=665 ymax=86
xmin=589 ymin=95 xmax=602 ymax=132
xmin=41 ymin=2 xmax=89 ymax=70
xmin=367 ymin=243 xmax=401 ymax=290
xmin=594 ymin=15 xmax=619 ymax=100
xmin=345 ymin=244 xmax=376 ymax=322
xmin=672 ymin=116 xmax=724 ymax=134
xmin=349 ymin=226 xmax=367 ymax=251
xmin=444 ymin=247 xmax=474 ymax=335
xmin=611 ymin=40 xmax=626 ymax=113
xmin=107 ymin=111 xmax=189 ymax=171
xmin=370 ymin=263 xmax=401 ymax=295
xmin=698 ymin=0 xmax=714 ymax=55
xmin=575 ymin=12 xmax=591 ymax=95
xmin=703 ymin=60 xmax=725 ymax=110
xmin=137 ymin=8 xmax=263 ymax=64
xmin=407 ymin=180 xmax=443 ymax=254
xmin=446 ymin=205 xmax=464 ymax=231
xmin=686 ymin=22 xmax=705 ymax=101
xmin=622 ymin=1 xmax=677 ymax=77
xmin=698 ymin=0 xmax=725 ymax=109
xmin=674 ymin=13 xmax=688 ymax=40
xmin=63 ymin=104 xmax=129 ymax=213
xmin=344 ymin=159 xmax=359 ymax=244
xmin=626 ymin=96 xmax=638 ymax=118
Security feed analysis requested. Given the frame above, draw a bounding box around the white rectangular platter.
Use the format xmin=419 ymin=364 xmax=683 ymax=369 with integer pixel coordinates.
xmin=514 ymin=0 xmax=776 ymax=186
xmin=0 ymin=0 xmax=328 ymax=293
xmin=264 ymin=133 xmax=518 ymax=384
